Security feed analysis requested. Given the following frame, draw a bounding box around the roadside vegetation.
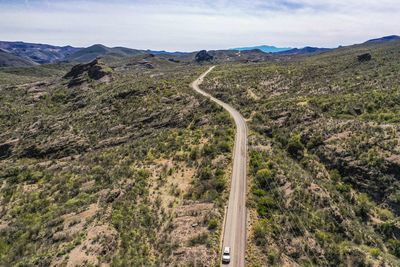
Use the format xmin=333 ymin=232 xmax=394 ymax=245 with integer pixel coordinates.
xmin=204 ymin=40 xmax=400 ymax=266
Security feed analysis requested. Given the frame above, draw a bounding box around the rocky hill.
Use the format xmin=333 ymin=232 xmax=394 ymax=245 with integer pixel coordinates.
xmin=64 ymin=44 xmax=144 ymax=63
xmin=0 ymin=41 xmax=81 ymax=64
xmin=0 ymin=49 xmax=36 ymax=67
xmin=0 ymin=56 xmax=234 ymax=266
xmin=203 ymin=40 xmax=400 ymax=266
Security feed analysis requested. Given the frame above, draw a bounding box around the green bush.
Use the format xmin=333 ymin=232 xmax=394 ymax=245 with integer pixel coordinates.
xmin=255 ymin=168 xmax=275 ymax=190
xmin=388 ymin=239 xmax=400 ymax=257
xmin=355 ymin=193 xmax=373 ymax=221
xmin=369 ymin=247 xmax=381 ymax=258
xmin=257 ymin=195 xmax=278 ymax=218
xmin=329 ymin=169 xmax=342 ymax=182
xmin=253 ymin=221 xmax=268 ymax=246
xmin=287 ymin=134 xmax=304 ymax=157
xmin=267 ymin=249 xmax=279 ymax=265
xmin=207 ymin=219 xmax=218 ymax=230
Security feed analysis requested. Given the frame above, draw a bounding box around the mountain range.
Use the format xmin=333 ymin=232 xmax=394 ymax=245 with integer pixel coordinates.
xmin=0 ymin=35 xmax=399 ymax=67
xmin=0 ymin=41 xmax=81 ymax=65
xmin=0 ymin=48 xmax=36 ymax=67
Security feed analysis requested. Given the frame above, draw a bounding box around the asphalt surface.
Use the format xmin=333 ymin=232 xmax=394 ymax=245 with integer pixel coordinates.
xmin=191 ymin=66 xmax=248 ymax=267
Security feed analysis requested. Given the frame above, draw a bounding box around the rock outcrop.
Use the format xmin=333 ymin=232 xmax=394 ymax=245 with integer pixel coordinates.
xmin=357 ymin=53 xmax=372 ymax=62
xmin=64 ymin=59 xmax=112 ymax=88
xmin=195 ymin=50 xmax=213 ymax=63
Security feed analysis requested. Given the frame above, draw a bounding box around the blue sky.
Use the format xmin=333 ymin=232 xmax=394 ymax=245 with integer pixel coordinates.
xmin=0 ymin=0 xmax=399 ymax=51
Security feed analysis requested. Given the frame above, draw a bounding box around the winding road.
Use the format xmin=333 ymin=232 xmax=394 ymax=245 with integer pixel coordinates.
xmin=191 ymin=66 xmax=248 ymax=267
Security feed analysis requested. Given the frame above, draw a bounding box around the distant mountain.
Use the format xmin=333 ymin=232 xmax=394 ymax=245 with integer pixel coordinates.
xmin=1 ymin=35 xmax=399 ymax=66
xmin=365 ymin=35 xmax=400 ymax=43
xmin=0 ymin=49 xmax=36 ymax=67
xmin=0 ymin=41 xmax=81 ymax=64
xmin=65 ymin=44 xmax=143 ymax=62
xmin=231 ymin=45 xmax=292 ymax=53
xmin=144 ymin=50 xmax=190 ymax=56
xmin=276 ymin=46 xmax=331 ymax=55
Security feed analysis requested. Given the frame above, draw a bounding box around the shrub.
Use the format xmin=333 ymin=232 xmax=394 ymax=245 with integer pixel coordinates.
xmin=287 ymin=134 xmax=304 ymax=157
xmin=388 ymin=239 xmax=400 ymax=257
xmin=189 ymin=233 xmax=208 ymax=246
xmin=377 ymin=221 xmax=397 ymax=238
xmin=217 ymin=141 xmax=231 ymax=153
xmin=207 ymin=219 xmax=218 ymax=230
xmin=315 ymin=231 xmax=333 ymax=244
xmin=253 ymin=221 xmax=268 ymax=246
xmin=365 ymin=148 xmax=383 ymax=167
xmin=199 ymin=167 xmax=212 ymax=180
xmin=189 ymin=148 xmax=199 ymax=160
xmin=214 ymin=176 xmax=226 ymax=192
xmin=267 ymin=249 xmax=279 ymax=265
xmin=369 ymin=248 xmax=381 ymax=258
xmin=255 ymin=168 xmax=275 ymax=190
xmin=307 ymin=133 xmax=324 ymax=149
xmin=376 ymin=208 xmax=394 ymax=221
xmin=257 ymin=195 xmax=278 ymax=218
xmin=329 ymin=169 xmax=342 ymax=182
xmin=355 ymin=193 xmax=373 ymax=221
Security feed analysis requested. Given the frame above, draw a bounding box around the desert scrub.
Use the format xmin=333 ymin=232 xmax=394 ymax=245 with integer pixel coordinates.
xmin=204 ymin=42 xmax=400 ymax=266
xmin=0 ymin=60 xmax=233 ymax=266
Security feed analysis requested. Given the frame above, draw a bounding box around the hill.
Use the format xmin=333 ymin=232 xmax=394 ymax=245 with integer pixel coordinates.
xmin=366 ymin=35 xmax=400 ymax=43
xmin=0 ymin=41 xmax=81 ymax=64
xmin=203 ymin=40 xmax=400 ymax=266
xmin=277 ymin=46 xmax=331 ymax=55
xmin=65 ymin=44 xmax=144 ymax=63
xmin=0 ymin=55 xmax=233 ymax=266
xmin=0 ymin=49 xmax=36 ymax=67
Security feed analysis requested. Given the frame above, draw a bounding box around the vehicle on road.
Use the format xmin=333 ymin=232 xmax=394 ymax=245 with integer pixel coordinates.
xmin=222 ymin=246 xmax=231 ymax=264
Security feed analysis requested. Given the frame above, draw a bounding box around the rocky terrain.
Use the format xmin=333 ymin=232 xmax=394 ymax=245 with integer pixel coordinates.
xmin=1 ymin=36 xmax=400 ymax=266
xmin=203 ymin=40 xmax=400 ymax=266
xmin=0 ymin=55 xmax=234 ymax=266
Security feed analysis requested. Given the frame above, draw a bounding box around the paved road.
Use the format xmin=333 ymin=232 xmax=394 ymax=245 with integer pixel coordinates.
xmin=191 ymin=66 xmax=247 ymax=267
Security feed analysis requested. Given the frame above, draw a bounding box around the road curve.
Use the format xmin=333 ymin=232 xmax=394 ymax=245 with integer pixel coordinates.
xmin=191 ymin=66 xmax=247 ymax=267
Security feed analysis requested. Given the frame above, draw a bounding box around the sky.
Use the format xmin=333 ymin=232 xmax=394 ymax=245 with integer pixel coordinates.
xmin=0 ymin=0 xmax=399 ymax=51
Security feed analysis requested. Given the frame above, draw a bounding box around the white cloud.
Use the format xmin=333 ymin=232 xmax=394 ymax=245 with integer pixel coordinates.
xmin=0 ymin=0 xmax=399 ymax=51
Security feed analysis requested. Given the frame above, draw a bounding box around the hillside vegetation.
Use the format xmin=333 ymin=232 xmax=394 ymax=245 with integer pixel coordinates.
xmin=0 ymin=56 xmax=234 ymax=266
xmin=203 ymin=41 xmax=400 ymax=266
xmin=0 ymin=49 xmax=35 ymax=68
